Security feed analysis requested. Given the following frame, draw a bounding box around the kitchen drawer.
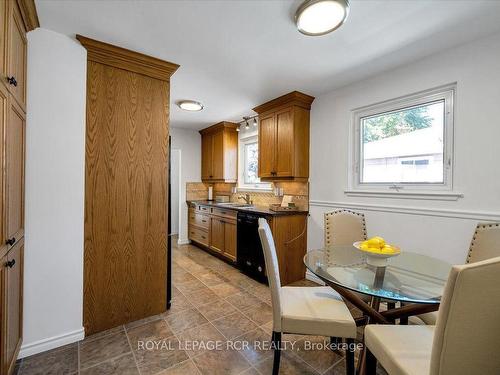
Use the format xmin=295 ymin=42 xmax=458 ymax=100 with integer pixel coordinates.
xmin=211 ymin=207 xmax=237 ymax=220
xmin=189 ymin=212 xmax=210 ymax=230
xmin=196 ymin=205 xmax=211 ymax=214
xmin=189 ymin=226 xmax=209 ymax=246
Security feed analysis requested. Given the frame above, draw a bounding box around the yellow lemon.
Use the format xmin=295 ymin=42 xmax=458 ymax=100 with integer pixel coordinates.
xmin=366 ymin=236 xmax=385 ymax=249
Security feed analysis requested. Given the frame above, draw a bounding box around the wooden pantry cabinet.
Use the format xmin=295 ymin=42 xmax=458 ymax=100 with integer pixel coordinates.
xmin=0 ymin=1 xmax=38 ymax=373
xmin=253 ymin=91 xmax=314 ymax=181
xmin=77 ymin=35 xmax=179 ymax=335
xmin=200 ymin=122 xmax=238 ymax=183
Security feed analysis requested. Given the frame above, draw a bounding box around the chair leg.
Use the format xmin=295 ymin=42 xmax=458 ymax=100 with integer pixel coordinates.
xmin=387 ymin=301 xmax=395 ymax=310
xmin=365 ymin=347 xmax=377 ymax=375
xmin=272 ymin=331 xmax=282 ymax=375
xmin=330 ymin=336 xmax=341 ymax=351
xmin=345 ymin=338 xmax=355 ymax=375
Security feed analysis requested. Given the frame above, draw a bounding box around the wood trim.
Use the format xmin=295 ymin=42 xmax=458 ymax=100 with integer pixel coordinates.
xmin=199 ymin=121 xmax=238 ymax=135
xmin=16 ymin=0 xmax=39 ymax=32
xmin=252 ymin=91 xmax=315 ymax=114
xmin=76 ymin=35 xmax=179 ymax=81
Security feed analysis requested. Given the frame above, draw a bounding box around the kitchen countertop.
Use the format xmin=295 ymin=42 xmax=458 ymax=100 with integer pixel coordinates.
xmin=187 ymin=200 xmax=308 ymax=216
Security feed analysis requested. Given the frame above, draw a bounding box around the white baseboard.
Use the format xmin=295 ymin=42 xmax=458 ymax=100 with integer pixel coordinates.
xmin=177 ymin=238 xmax=190 ymax=245
xmin=19 ymin=327 xmax=84 ymax=358
xmin=305 ymin=270 xmax=325 ymax=286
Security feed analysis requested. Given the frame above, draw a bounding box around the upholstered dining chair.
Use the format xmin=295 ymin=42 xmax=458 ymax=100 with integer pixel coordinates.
xmin=364 ymin=256 xmax=500 ymax=375
xmin=258 ymin=218 xmax=357 ymax=375
xmin=324 ymin=209 xmax=367 ymax=248
xmin=418 ymin=222 xmax=500 ymax=325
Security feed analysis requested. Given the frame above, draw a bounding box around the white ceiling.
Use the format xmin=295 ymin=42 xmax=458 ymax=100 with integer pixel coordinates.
xmin=36 ymin=0 xmax=500 ymax=130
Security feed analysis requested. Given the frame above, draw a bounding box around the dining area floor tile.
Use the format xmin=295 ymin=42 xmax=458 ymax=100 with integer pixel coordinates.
xmin=15 ymin=238 xmax=385 ymax=375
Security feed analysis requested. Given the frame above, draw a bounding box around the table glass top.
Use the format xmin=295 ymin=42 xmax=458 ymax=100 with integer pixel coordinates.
xmin=304 ymin=246 xmax=452 ymax=304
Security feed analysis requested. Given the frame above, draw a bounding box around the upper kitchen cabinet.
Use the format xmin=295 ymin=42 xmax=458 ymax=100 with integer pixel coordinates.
xmin=5 ymin=0 xmax=27 ymax=110
xmin=200 ymin=121 xmax=238 ymax=183
xmin=253 ymin=91 xmax=314 ymax=181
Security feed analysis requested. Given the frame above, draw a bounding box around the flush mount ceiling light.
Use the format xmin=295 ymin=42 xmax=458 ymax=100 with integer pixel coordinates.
xmin=178 ymin=100 xmax=204 ymax=111
xmin=295 ymin=0 xmax=349 ymax=36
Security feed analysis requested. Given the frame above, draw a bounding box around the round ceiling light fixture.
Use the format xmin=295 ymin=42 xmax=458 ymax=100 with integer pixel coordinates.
xmin=178 ymin=100 xmax=204 ymax=111
xmin=295 ymin=0 xmax=349 ymax=36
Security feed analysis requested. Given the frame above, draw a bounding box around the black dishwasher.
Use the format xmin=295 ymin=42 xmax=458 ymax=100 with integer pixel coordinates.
xmin=237 ymin=212 xmax=268 ymax=283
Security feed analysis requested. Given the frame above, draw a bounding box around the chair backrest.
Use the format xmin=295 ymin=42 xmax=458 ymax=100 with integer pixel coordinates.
xmin=466 ymin=223 xmax=500 ymax=264
xmin=258 ymin=218 xmax=282 ymax=331
xmin=430 ymin=256 xmax=500 ymax=375
xmin=324 ymin=209 xmax=367 ymax=247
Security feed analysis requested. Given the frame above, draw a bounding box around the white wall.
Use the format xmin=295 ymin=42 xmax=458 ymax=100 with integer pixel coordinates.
xmin=170 ymin=127 xmax=201 ymax=244
xmin=308 ymin=32 xmax=500 ymax=265
xmin=23 ymin=28 xmax=86 ymax=357
xmin=171 ymin=149 xmax=180 ymax=235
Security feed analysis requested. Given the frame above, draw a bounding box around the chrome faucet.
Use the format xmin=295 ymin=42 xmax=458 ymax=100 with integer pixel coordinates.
xmin=238 ymin=193 xmax=253 ymax=205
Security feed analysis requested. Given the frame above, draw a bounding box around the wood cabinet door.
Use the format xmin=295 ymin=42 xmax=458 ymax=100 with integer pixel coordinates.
xmin=201 ymin=133 xmax=212 ymax=180
xmin=5 ymin=239 xmax=23 ymax=374
xmin=258 ymin=114 xmax=276 ymax=178
xmin=84 ymin=62 xmax=169 ymax=335
xmin=275 ymin=108 xmax=294 ymax=177
xmin=0 ymin=85 xmax=7 ymax=246
xmin=0 ymin=0 xmax=7 ymax=79
xmin=210 ymin=217 xmax=224 ymax=253
xmin=211 ymin=130 xmax=224 ymax=180
xmin=5 ymin=98 xmax=25 ymax=245
xmin=223 ymin=220 xmax=237 ymax=261
xmin=6 ymin=1 xmax=26 ymax=109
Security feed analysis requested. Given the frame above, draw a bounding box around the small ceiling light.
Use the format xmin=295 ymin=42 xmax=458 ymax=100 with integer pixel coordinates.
xmin=178 ymin=100 xmax=204 ymax=111
xmin=295 ymin=0 xmax=349 ymax=36
xmin=253 ymin=118 xmax=257 ymax=127
xmin=245 ymin=120 xmax=250 ymax=130
xmin=236 ymin=126 xmax=240 ymax=132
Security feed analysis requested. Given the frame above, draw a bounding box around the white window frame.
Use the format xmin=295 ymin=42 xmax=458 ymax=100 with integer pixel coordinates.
xmin=238 ymin=134 xmax=272 ymax=192
xmin=346 ymin=84 xmax=463 ymax=201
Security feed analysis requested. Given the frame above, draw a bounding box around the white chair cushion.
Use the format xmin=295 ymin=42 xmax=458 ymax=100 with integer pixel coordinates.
xmin=365 ymin=325 xmax=434 ymax=375
xmin=280 ymin=286 xmax=357 ymax=339
xmin=417 ymin=311 xmax=438 ymax=325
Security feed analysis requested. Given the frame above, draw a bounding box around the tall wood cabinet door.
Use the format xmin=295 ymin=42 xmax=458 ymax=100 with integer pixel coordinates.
xmin=5 ymin=98 xmax=25 ymax=245
xmin=223 ymin=220 xmax=237 ymax=261
xmin=6 ymin=1 xmax=26 ymax=109
xmin=84 ymin=62 xmax=169 ymax=334
xmin=0 ymin=85 xmax=7 ymax=246
xmin=5 ymin=239 xmax=23 ymax=374
xmin=201 ymin=133 xmax=213 ymax=180
xmin=275 ymin=108 xmax=294 ymax=177
xmin=0 ymin=0 xmax=7 ymax=78
xmin=258 ymin=114 xmax=276 ymax=178
xmin=211 ymin=130 xmax=224 ymax=180
xmin=210 ymin=217 xmax=224 ymax=253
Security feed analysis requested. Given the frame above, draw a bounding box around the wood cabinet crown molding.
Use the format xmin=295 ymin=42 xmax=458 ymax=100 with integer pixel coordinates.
xmin=76 ymin=35 xmax=179 ymax=81
xmin=253 ymin=90 xmax=315 ymax=114
xmin=16 ymin=0 xmax=39 ymax=32
xmin=199 ymin=121 xmax=238 ymax=135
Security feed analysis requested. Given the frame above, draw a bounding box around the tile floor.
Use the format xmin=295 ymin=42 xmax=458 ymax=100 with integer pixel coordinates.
xmin=15 ymin=238 xmax=388 ymax=375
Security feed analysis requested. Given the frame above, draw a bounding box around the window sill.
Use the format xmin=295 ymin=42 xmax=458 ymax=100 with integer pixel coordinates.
xmin=344 ymin=189 xmax=464 ymax=201
xmin=237 ymin=186 xmax=273 ymax=193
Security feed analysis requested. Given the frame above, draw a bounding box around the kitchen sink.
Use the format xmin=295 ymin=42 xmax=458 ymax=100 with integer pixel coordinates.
xmin=216 ymin=202 xmax=254 ymax=208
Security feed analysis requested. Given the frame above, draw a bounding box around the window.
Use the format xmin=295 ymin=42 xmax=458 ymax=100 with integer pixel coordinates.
xmin=238 ymin=135 xmax=271 ymax=191
xmin=348 ymin=85 xmax=457 ymax=198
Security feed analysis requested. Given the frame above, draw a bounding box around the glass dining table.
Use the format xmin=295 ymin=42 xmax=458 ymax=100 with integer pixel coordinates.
xmin=304 ymin=245 xmax=452 ymax=374
xmin=304 ymin=245 xmax=452 ymax=324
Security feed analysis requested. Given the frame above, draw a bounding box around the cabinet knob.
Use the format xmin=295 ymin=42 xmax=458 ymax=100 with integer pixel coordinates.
xmin=6 ymin=259 xmax=15 ymax=268
xmin=5 ymin=237 xmax=16 ymax=246
xmin=7 ymin=76 xmax=17 ymax=87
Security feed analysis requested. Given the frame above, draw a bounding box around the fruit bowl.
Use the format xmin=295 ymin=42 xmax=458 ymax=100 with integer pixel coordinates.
xmin=353 ymin=238 xmax=401 ymax=267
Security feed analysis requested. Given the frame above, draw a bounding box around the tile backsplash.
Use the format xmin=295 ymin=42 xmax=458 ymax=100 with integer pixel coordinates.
xmin=186 ymin=181 xmax=309 ymax=210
